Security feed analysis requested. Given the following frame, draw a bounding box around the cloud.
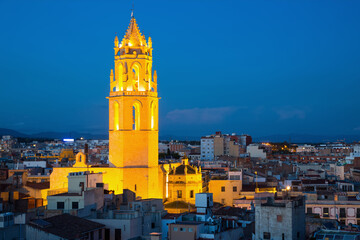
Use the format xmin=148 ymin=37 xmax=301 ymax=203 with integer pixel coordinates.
xmin=275 ymin=107 xmax=306 ymax=120
xmin=12 ymin=122 xmax=25 ymax=126
xmin=166 ymin=107 xmax=239 ymax=124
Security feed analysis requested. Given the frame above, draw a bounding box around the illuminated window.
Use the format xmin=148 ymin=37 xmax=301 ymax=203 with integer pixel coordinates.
xmin=117 ymin=64 xmax=123 ymax=91
xmin=132 ymin=65 xmax=139 ymax=91
xmin=114 ymin=101 xmax=119 ymax=130
xmin=150 ymin=102 xmax=156 ymax=130
xmin=132 ymin=102 xmax=140 ymax=130
xmin=323 ymin=207 xmax=329 ymax=217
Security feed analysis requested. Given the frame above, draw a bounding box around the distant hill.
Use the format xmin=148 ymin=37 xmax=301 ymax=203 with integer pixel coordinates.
xmin=0 ymin=128 xmax=29 ymax=138
xmin=254 ymin=134 xmax=360 ymax=144
xmin=0 ymin=128 xmax=108 ymax=140
xmin=160 ymin=133 xmax=360 ymax=143
xmin=1 ymin=128 xmax=360 ymax=143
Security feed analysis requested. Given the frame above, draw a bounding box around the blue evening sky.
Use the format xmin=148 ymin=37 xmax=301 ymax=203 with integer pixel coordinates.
xmin=0 ymin=0 xmax=360 ymax=138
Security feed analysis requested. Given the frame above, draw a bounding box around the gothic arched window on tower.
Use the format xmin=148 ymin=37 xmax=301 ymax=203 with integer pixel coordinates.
xmin=147 ymin=63 xmax=152 ymax=91
xmin=132 ymin=102 xmax=140 ymax=130
xmin=114 ymin=101 xmax=119 ymax=131
xmin=117 ymin=64 xmax=123 ymax=91
xmin=132 ymin=67 xmax=139 ymax=91
xmin=150 ymin=102 xmax=156 ymax=130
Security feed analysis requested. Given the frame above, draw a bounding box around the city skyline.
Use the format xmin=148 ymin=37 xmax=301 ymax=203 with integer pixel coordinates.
xmin=1 ymin=0 xmax=360 ymax=138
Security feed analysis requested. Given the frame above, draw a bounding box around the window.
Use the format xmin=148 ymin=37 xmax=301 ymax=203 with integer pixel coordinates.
xmin=177 ymin=190 xmax=182 ymax=198
xmin=263 ymin=232 xmax=271 ymax=239
xmin=180 ymin=227 xmax=186 ymax=232
xmin=98 ymin=229 xmax=102 ymax=240
xmin=230 ymin=175 xmax=240 ymax=180
xmin=221 ymin=186 xmax=225 ymax=192
xmin=221 ymin=199 xmax=225 ymax=204
xmin=323 ymin=208 xmax=329 ymax=217
xmin=189 ymin=228 xmax=193 ymax=232
xmin=132 ymin=106 xmax=136 ymax=130
xmin=190 ymin=190 xmax=194 ymax=198
xmin=307 ymin=207 xmax=312 ymax=214
xmin=57 ymin=202 xmax=64 ymax=209
xmin=132 ymin=66 xmax=139 ymax=91
xmin=150 ymin=102 xmax=156 ymax=130
xmin=233 ymin=186 xmax=237 ymax=192
xmin=277 ymin=215 xmax=282 ymax=222
xmin=72 ymin=202 xmax=79 ymax=209
xmin=297 ymin=232 xmax=300 ymax=239
xmin=282 ymin=233 xmax=285 ymax=240
xmin=105 ymin=229 xmax=110 ymax=240
xmin=151 ymin=222 xmax=155 ymax=228
xmin=132 ymin=102 xmax=141 ymax=131
xmin=114 ymin=101 xmax=119 ymax=130
xmin=340 ymin=208 xmax=346 ymax=218
xmin=115 ymin=229 xmax=121 ymax=240
xmin=173 ymin=227 xmax=178 ymax=232
xmin=357 ymin=208 xmax=360 ymax=218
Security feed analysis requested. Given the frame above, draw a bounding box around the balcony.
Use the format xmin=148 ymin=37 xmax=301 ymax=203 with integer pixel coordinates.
xmin=109 ymin=91 xmax=157 ymax=98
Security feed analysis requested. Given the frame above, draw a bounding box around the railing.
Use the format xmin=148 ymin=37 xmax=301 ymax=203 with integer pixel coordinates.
xmin=109 ymin=91 xmax=157 ymax=97
xmin=47 ymin=188 xmax=67 ymax=196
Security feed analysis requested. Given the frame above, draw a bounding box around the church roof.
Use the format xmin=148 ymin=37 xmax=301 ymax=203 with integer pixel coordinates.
xmin=121 ymin=16 xmax=147 ymax=47
xmin=169 ymin=163 xmax=197 ymax=175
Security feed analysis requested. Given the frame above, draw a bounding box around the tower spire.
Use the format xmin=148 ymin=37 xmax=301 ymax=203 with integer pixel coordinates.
xmin=121 ymin=14 xmax=146 ymax=47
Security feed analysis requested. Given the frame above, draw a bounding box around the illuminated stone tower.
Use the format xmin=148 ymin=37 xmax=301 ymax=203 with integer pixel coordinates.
xmin=108 ymin=15 xmax=161 ymax=199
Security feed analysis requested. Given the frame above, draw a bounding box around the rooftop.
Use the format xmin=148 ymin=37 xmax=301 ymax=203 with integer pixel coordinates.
xmin=51 ymin=192 xmax=82 ymax=197
xmin=171 ymin=221 xmax=204 ymax=226
xmin=28 ymin=214 xmax=104 ymax=239
xmin=25 ymin=181 xmax=50 ymax=190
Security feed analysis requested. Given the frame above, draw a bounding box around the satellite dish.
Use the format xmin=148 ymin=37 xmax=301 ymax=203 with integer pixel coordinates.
xmin=356 ymin=193 xmax=360 ymax=201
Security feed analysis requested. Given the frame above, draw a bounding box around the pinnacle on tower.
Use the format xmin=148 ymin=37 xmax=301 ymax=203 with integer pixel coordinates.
xmin=114 ymin=36 xmax=119 ymax=47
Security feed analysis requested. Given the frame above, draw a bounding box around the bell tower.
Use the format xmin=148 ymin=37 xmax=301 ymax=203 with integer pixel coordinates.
xmin=108 ymin=15 xmax=160 ymax=199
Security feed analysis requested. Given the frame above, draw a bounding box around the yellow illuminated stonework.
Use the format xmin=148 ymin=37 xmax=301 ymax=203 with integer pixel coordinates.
xmin=167 ymin=156 xmax=203 ymax=205
xmin=50 ymin=15 xmax=163 ymax=200
xmin=108 ymin=15 xmax=161 ymax=199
